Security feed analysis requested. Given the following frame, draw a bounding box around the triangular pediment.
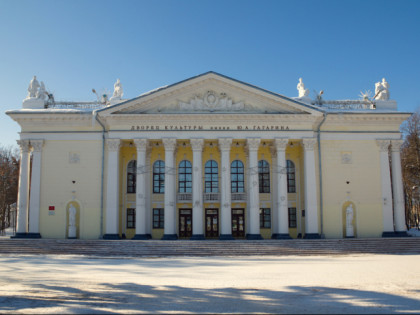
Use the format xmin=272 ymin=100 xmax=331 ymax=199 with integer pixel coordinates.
xmin=98 ymin=72 xmax=323 ymax=116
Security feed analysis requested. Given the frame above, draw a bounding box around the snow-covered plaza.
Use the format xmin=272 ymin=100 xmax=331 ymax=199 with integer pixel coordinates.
xmin=0 ymin=254 xmax=419 ymax=314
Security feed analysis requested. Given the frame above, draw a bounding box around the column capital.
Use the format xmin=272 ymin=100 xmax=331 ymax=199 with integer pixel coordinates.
xmin=133 ymin=138 xmax=148 ymax=151
xmin=106 ymin=139 xmax=121 ymax=152
xmin=391 ymin=140 xmax=404 ymax=152
xmin=30 ymin=139 xmax=44 ymax=152
xmin=247 ymin=138 xmax=261 ymax=151
xmin=190 ymin=138 xmax=204 ymax=151
xmin=302 ymin=138 xmax=317 ymax=151
xmin=218 ymin=138 xmax=233 ymax=151
xmin=376 ymin=139 xmax=390 ymax=152
xmin=274 ymin=138 xmax=289 ymax=151
xmin=162 ymin=138 xmax=177 ymax=151
xmin=17 ymin=140 xmax=31 ymax=153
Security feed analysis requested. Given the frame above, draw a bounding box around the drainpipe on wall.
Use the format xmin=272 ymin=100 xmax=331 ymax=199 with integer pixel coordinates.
xmin=317 ymin=112 xmax=328 ymax=238
xmin=94 ymin=110 xmax=106 ymax=238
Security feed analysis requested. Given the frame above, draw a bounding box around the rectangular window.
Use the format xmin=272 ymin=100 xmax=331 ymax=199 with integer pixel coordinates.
xmin=288 ymin=207 xmax=297 ymax=228
xmin=153 ymin=208 xmax=164 ymax=229
xmin=259 ymin=208 xmax=271 ymax=228
xmin=127 ymin=208 xmax=135 ymax=229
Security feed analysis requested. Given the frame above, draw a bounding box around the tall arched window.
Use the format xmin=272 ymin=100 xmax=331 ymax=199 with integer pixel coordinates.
xmin=178 ymin=160 xmax=192 ymax=193
xmin=231 ymin=160 xmax=244 ymax=193
xmin=153 ymin=160 xmax=165 ymax=194
xmin=287 ymin=160 xmax=296 ymax=193
xmin=127 ymin=160 xmax=136 ymax=193
xmin=204 ymin=160 xmax=218 ymax=193
xmin=258 ymin=160 xmax=270 ymax=193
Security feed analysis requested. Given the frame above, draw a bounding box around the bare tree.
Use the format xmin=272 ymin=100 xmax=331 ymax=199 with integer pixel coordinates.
xmin=401 ymin=110 xmax=420 ymax=230
xmin=0 ymin=145 xmax=19 ymax=235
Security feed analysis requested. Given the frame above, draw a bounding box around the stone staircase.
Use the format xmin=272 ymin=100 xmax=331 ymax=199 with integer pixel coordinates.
xmin=0 ymin=238 xmax=420 ymax=257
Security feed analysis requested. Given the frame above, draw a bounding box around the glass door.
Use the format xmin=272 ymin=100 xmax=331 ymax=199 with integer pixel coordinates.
xmin=232 ymin=208 xmax=245 ymax=238
xmin=205 ymin=209 xmax=219 ymax=238
xmin=179 ymin=209 xmax=192 ymax=238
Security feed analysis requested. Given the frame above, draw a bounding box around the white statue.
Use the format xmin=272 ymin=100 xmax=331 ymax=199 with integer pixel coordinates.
xmin=36 ymin=81 xmax=47 ymax=101
xmin=297 ymin=78 xmax=309 ymax=98
xmin=345 ymin=204 xmax=354 ymax=237
xmin=27 ymin=76 xmax=40 ymax=98
xmin=374 ymin=78 xmax=390 ymax=100
xmin=111 ymin=79 xmax=123 ymax=99
xmin=68 ymin=204 xmax=77 ymax=238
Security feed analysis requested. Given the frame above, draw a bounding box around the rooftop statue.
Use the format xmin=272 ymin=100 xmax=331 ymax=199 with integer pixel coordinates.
xmin=27 ymin=76 xmax=40 ymax=99
xmin=374 ymin=78 xmax=390 ymax=101
xmin=36 ymin=81 xmax=47 ymax=101
xmin=297 ymin=78 xmax=309 ymax=98
xmin=111 ymin=78 xmax=123 ymax=100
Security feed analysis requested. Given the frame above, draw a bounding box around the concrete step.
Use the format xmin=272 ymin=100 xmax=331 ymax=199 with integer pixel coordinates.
xmin=0 ymin=238 xmax=419 ymax=257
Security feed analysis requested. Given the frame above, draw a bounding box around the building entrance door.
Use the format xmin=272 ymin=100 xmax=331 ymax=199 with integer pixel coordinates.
xmin=232 ymin=208 xmax=245 ymax=238
xmin=205 ymin=209 xmax=219 ymax=238
xmin=179 ymin=209 xmax=192 ymax=238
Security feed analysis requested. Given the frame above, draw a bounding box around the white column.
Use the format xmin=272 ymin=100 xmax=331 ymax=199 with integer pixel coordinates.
xmin=15 ymin=140 xmax=31 ymax=237
xmin=391 ymin=140 xmax=408 ymax=234
xmin=133 ymin=138 xmax=149 ymax=239
xmin=246 ymin=138 xmax=262 ymax=239
xmin=162 ymin=138 xmax=177 ymax=239
xmin=302 ymin=138 xmax=320 ymax=238
xmin=28 ymin=140 xmax=44 ymax=237
xmin=191 ymin=138 xmax=205 ymax=239
xmin=272 ymin=138 xmax=291 ymax=239
xmin=104 ymin=139 xmax=121 ymax=239
xmin=376 ymin=140 xmax=395 ymax=235
xmin=145 ymin=147 xmax=152 ymax=236
xmin=219 ymin=138 xmax=233 ymax=239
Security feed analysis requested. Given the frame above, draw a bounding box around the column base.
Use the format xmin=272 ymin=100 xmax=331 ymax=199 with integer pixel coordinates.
xmin=303 ymin=233 xmax=321 ymax=239
xmin=219 ymin=234 xmax=235 ymax=240
xmin=246 ymin=234 xmax=263 ymax=240
xmin=190 ymin=234 xmax=205 ymax=240
xmin=162 ymin=234 xmax=178 ymax=240
xmin=132 ymin=234 xmax=151 ymax=240
xmin=103 ymin=234 xmax=121 ymax=240
xmin=382 ymin=231 xmax=410 ymax=237
xmin=271 ymin=233 xmax=292 ymax=240
xmin=12 ymin=232 xmax=42 ymax=239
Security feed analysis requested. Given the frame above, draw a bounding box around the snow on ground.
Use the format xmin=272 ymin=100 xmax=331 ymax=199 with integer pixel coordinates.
xmin=0 ymin=254 xmax=419 ymax=314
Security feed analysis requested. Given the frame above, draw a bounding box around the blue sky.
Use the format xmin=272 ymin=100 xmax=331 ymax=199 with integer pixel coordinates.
xmin=1 ymin=0 xmax=419 ymax=147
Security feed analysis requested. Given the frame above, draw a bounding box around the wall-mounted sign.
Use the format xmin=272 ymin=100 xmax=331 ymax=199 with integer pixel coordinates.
xmin=48 ymin=206 xmax=55 ymax=216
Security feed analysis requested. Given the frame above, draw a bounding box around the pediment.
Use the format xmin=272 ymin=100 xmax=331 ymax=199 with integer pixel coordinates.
xmin=98 ymin=72 xmax=323 ymax=116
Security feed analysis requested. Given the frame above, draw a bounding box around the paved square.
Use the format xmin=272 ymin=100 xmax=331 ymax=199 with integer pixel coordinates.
xmin=0 ymin=254 xmax=419 ymax=313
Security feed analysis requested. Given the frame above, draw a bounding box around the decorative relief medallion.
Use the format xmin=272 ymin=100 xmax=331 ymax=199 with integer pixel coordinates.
xmin=341 ymin=152 xmax=352 ymax=164
xmin=178 ymin=91 xmax=245 ymax=112
xmin=194 ymin=167 xmax=199 ymax=172
xmin=69 ymin=152 xmax=80 ymax=164
xmin=280 ymin=196 xmax=286 ymax=201
xmin=223 ymin=203 xmax=230 ymax=208
xmin=252 ymin=181 xmax=258 ymax=187
xmin=222 ymin=167 xmax=227 ymax=172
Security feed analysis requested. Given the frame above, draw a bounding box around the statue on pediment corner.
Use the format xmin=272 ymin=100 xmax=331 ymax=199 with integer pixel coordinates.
xmin=297 ymin=78 xmax=310 ymax=98
xmin=111 ymin=78 xmax=123 ymax=100
xmin=374 ymin=78 xmax=390 ymax=101
xmin=27 ymin=76 xmax=40 ymax=99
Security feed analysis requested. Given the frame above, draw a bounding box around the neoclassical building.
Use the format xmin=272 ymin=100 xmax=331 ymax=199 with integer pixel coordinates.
xmin=6 ymin=72 xmax=410 ymax=240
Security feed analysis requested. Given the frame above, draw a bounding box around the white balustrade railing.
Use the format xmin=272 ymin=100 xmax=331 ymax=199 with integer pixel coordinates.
xmin=203 ymin=193 xmax=220 ymax=202
xmin=177 ymin=193 xmax=192 ymax=202
xmin=232 ymin=193 xmax=246 ymax=202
